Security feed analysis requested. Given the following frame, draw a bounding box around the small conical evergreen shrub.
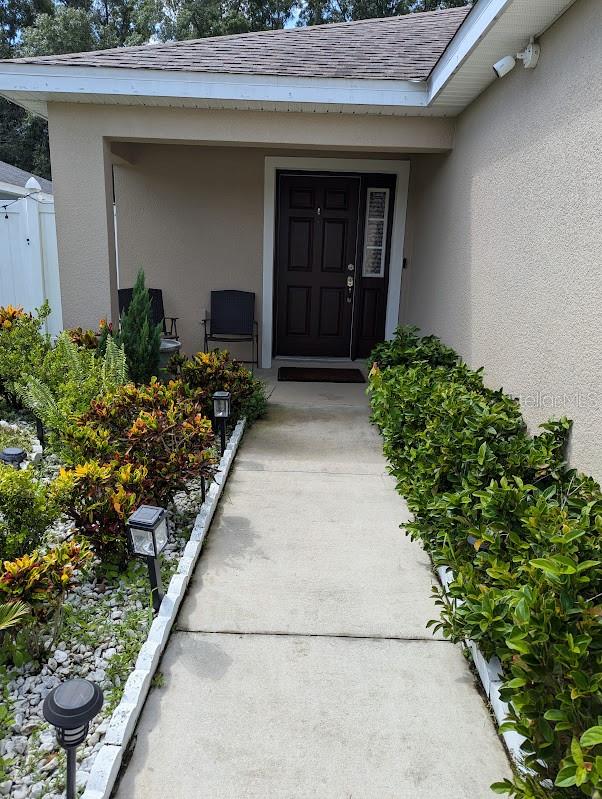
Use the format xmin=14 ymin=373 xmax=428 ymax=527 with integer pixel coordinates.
xmin=117 ymin=270 xmax=161 ymax=384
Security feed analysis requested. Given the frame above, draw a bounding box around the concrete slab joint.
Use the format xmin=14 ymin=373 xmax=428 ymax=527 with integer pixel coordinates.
xmin=80 ymin=418 xmax=246 ymax=799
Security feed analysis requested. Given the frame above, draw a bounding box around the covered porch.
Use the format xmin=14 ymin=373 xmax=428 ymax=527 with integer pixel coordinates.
xmin=48 ymin=103 xmax=453 ymax=367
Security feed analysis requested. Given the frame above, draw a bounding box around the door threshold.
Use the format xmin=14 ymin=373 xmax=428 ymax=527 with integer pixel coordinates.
xmin=274 ymin=356 xmax=356 ymax=363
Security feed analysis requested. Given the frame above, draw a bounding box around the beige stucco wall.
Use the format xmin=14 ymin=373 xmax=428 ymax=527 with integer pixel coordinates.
xmin=403 ymin=0 xmax=602 ymax=478
xmin=46 ymin=102 xmax=452 ymax=352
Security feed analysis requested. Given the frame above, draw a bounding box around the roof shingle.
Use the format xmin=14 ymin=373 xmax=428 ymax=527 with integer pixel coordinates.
xmin=5 ymin=7 xmax=471 ymax=82
xmin=0 ymin=160 xmax=52 ymax=193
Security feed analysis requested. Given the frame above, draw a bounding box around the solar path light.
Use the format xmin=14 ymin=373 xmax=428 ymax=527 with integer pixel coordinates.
xmin=212 ymin=390 xmax=231 ymax=455
xmin=127 ymin=505 xmax=170 ymax=613
xmin=43 ymin=678 xmax=103 ymax=799
xmin=0 ymin=447 xmax=26 ymax=469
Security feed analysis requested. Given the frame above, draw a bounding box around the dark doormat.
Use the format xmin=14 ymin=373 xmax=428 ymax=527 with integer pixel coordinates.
xmin=277 ymin=367 xmax=366 ymax=384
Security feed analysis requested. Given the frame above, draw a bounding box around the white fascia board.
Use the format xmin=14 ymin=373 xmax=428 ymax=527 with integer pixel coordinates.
xmin=0 ymin=181 xmax=28 ymax=197
xmin=427 ymin=0 xmax=513 ymax=104
xmin=0 ymin=63 xmax=428 ymax=112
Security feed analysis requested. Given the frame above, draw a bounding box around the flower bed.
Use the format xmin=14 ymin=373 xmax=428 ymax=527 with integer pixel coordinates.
xmin=0 ymin=443 xmax=202 ymax=797
xmin=369 ymin=327 xmax=602 ymax=799
xmin=0 ymin=290 xmax=267 ymax=798
xmin=0 ymin=417 xmax=248 ymax=799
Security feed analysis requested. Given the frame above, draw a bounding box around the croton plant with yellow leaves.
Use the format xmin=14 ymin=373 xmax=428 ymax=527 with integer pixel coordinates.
xmin=63 ymin=378 xmax=216 ymax=501
xmin=54 ymin=380 xmax=216 ymax=564
xmin=54 ymin=461 xmax=148 ymax=565
xmin=0 ymin=540 xmax=93 ymax=658
xmin=170 ymin=349 xmax=267 ymax=424
xmin=0 ymin=305 xmax=29 ymax=329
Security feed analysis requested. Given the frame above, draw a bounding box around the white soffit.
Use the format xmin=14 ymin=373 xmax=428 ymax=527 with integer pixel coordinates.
xmin=428 ymin=0 xmax=579 ymax=113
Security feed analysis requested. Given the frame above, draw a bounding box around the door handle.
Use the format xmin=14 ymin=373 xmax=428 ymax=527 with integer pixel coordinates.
xmin=346 ymin=275 xmax=354 ymax=303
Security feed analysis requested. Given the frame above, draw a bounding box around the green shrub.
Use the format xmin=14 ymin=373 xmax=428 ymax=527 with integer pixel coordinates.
xmin=18 ymin=332 xmax=128 ymax=455
xmin=369 ymin=328 xmax=602 ymax=799
xmin=0 ymin=465 xmax=61 ymax=562
xmin=0 ymin=540 xmax=93 ymax=659
xmin=63 ymin=379 xmax=216 ymax=505
xmin=55 ymin=460 xmax=147 ymax=565
xmin=370 ymin=325 xmax=459 ymax=370
xmin=115 ymin=270 xmax=161 ymax=384
xmin=0 ymin=303 xmax=50 ymax=405
xmin=172 ymin=350 xmax=267 ymax=424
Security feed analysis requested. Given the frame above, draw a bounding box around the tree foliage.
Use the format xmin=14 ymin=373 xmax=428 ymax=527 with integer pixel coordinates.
xmin=161 ymin=0 xmax=294 ymax=39
xmin=0 ymin=0 xmax=53 ymax=59
xmin=299 ymin=0 xmax=467 ymax=26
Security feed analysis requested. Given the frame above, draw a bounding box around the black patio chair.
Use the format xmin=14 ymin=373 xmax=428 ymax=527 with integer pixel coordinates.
xmin=203 ymin=290 xmax=258 ymax=368
xmin=118 ymin=287 xmax=179 ymax=340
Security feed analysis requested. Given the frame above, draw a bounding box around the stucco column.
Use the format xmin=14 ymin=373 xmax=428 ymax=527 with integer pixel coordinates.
xmin=47 ymin=110 xmax=118 ymax=330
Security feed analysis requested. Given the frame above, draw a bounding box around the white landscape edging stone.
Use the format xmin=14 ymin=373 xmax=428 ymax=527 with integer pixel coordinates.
xmin=81 ymin=418 xmax=246 ymax=799
xmin=436 ymin=565 xmax=527 ymax=765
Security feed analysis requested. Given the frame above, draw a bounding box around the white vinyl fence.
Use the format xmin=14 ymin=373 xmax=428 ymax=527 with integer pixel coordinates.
xmin=0 ymin=179 xmax=63 ymax=336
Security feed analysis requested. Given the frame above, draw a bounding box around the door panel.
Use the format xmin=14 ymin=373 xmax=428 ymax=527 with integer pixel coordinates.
xmin=288 ymin=218 xmax=313 ymax=271
xmin=321 ymin=219 xmax=347 ymax=272
xmin=275 ymin=173 xmax=360 ymax=357
xmin=318 ymin=287 xmax=344 ymax=337
xmin=285 ymin=286 xmax=311 ymax=336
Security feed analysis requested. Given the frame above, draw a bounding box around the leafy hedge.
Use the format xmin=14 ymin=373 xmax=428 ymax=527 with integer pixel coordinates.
xmin=369 ymin=327 xmax=602 ymax=799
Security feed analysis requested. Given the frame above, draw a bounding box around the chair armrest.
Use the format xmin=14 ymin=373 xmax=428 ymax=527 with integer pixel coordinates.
xmin=165 ymin=316 xmax=179 ymax=338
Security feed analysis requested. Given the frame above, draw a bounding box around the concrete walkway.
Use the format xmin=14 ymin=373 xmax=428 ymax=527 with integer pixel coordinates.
xmin=115 ymin=366 xmax=511 ymax=798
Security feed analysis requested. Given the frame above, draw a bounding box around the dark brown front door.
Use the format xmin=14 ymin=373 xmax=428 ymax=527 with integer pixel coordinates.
xmin=275 ymin=173 xmax=360 ymax=357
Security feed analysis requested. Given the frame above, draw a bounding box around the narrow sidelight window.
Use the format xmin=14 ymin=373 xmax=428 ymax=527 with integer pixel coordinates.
xmin=362 ymin=188 xmax=390 ymax=278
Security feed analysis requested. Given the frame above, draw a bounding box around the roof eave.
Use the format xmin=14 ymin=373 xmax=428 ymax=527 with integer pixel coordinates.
xmin=0 ymin=0 xmax=579 ymax=119
xmin=427 ymin=0 xmax=580 ymax=112
xmin=0 ymin=63 xmax=430 ymax=118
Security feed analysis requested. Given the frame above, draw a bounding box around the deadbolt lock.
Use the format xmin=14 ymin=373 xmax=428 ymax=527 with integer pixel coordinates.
xmin=347 ymin=263 xmax=355 ymax=271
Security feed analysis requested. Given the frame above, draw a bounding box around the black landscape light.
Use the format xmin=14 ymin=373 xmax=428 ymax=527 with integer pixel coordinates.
xmin=127 ymin=505 xmax=170 ymax=613
xmin=35 ymin=416 xmax=45 ymax=450
xmin=43 ymin=678 xmax=103 ymax=799
xmin=0 ymin=447 xmax=26 ymax=469
xmin=212 ymin=390 xmax=231 ymax=455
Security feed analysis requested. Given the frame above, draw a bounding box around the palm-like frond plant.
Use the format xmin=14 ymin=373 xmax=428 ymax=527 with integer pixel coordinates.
xmin=18 ymin=332 xmax=128 ymax=443
xmin=0 ymin=600 xmax=30 ymax=632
